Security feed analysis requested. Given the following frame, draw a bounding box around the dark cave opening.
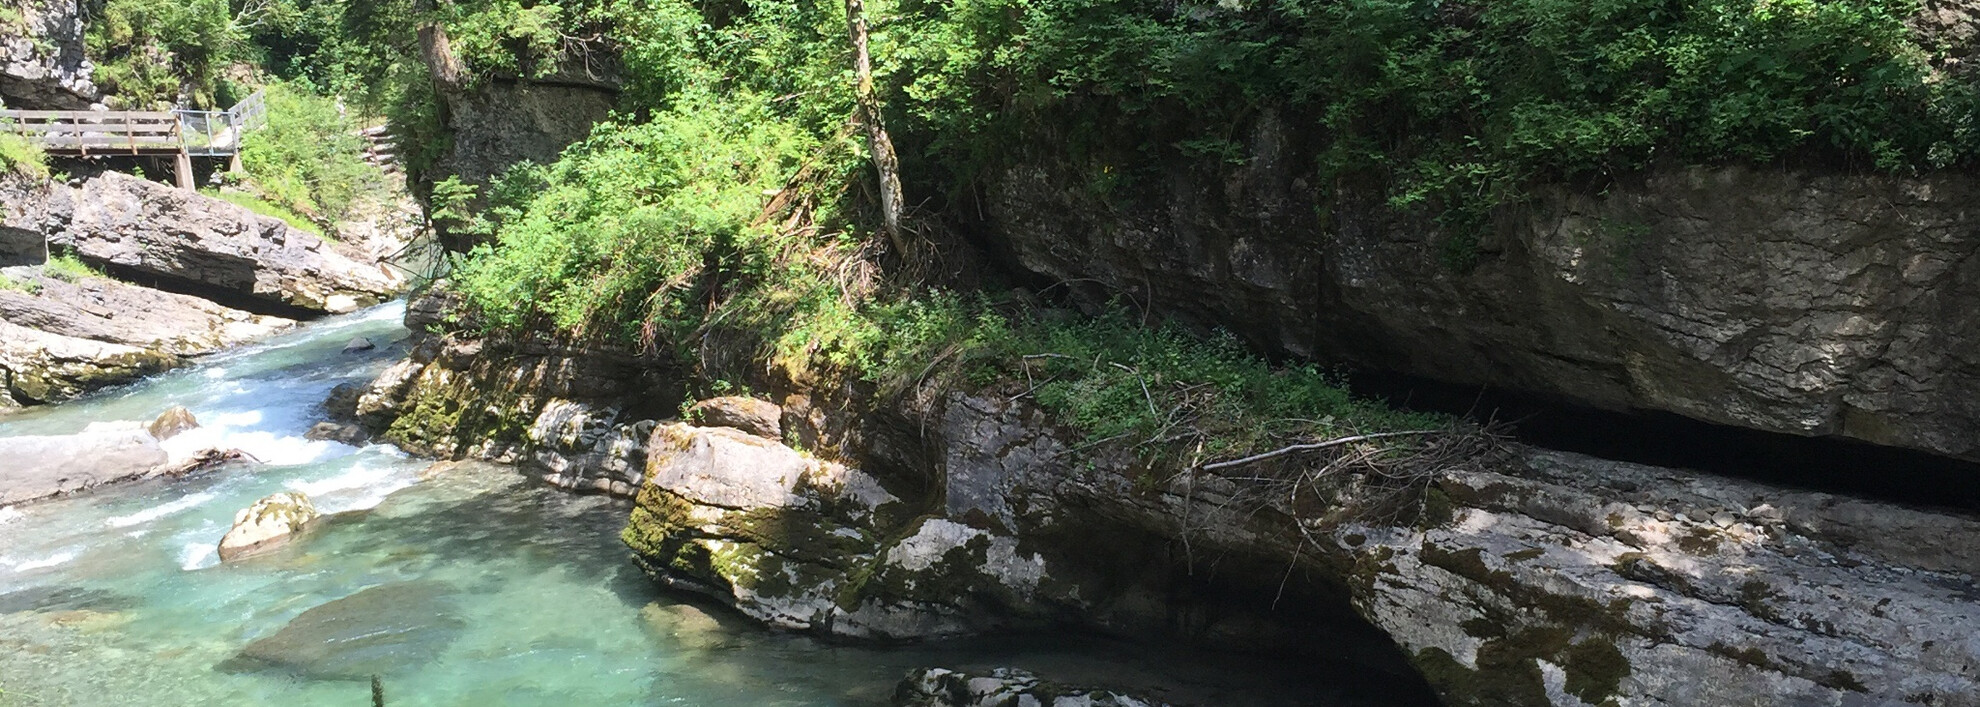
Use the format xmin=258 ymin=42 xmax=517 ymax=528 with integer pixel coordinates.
xmin=1350 ymin=370 xmax=1980 ymax=513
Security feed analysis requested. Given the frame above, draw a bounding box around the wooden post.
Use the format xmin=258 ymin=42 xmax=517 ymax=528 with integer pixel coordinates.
xmin=174 ymin=150 xmax=194 ymax=191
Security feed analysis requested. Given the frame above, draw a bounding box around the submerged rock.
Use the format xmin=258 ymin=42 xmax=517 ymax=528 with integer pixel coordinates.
xmin=148 ymin=405 xmax=199 ymax=441
xmin=304 ymin=421 xmax=369 ymax=446
xmin=226 ymin=581 xmax=466 ymax=679
xmin=342 ymin=336 xmax=375 ymax=354
xmin=894 ymin=668 xmax=1169 ymax=707
xmin=218 ymin=491 xmax=320 ymax=561
xmin=687 ymin=396 xmax=782 ymax=439
xmin=0 ymin=421 xmax=168 ymax=504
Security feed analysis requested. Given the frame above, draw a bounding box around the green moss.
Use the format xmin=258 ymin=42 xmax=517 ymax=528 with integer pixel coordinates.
xmin=1561 ymin=639 xmax=1630 ymax=704
xmin=1504 ymin=548 xmax=1545 ymax=562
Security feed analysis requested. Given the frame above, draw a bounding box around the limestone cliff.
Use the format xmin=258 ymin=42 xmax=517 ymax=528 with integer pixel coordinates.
xmin=985 ymin=152 xmax=1980 ymax=463
xmin=351 ymin=304 xmax=1980 ymax=706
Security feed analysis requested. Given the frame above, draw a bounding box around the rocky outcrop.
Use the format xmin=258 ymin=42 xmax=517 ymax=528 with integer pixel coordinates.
xmin=987 ymin=157 xmax=1980 ymax=463
xmin=0 ymin=318 xmax=175 ymax=407
xmin=0 ymin=0 xmax=97 ymax=109
xmin=0 ymin=421 xmax=166 ymax=504
xmin=353 ymin=297 xmax=1980 ymax=705
xmin=0 ymin=267 xmax=292 ymax=405
xmin=687 ymin=396 xmax=782 ymax=439
xmin=217 ymin=491 xmax=320 ymax=561
xmin=895 ymin=668 xmax=1169 ymax=707
xmin=0 ymin=269 xmax=294 ymax=356
xmin=1343 ymin=451 xmax=1980 ymax=706
xmin=0 ymin=173 xmax=405 ymax=314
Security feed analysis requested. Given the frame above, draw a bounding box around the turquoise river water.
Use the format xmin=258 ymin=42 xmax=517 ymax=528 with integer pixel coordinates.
xmin=0 ymin=303 xmax=1402 ymax=706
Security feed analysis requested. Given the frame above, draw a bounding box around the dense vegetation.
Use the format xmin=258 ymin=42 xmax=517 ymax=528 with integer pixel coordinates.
xmin=74 ymin=0 xmax=1980 ymax=452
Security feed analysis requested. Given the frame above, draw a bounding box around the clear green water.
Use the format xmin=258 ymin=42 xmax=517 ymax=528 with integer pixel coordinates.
xmin=0 ymin=304 xmax=1377 ymax=706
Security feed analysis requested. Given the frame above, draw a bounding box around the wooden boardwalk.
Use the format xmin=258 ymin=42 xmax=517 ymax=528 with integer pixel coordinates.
xmin=0 ymin=91 xmax=268 ymax=188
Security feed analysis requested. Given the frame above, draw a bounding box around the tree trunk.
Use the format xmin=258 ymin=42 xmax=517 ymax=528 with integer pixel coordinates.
xmin=845 ymin=0 xmax=907 ymax=253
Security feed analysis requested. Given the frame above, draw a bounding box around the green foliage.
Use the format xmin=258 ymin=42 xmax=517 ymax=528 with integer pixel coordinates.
xmin=0 ymin=273 xmax=42 ymax=295
xmin=885 ymin=0 xmax=1978 ymax=247
xmin=238 ymin=82 xmax=382 ymax=223
xmin=207 ymin=189 xmax=328 ymax=237
xmin=42 ymin=253 xmax=102 ymax=283
xmin=450 ymin=92 xmax=819 ymax=340
xmin=841 ymin=296 xmax=1445 ymax=460
xmin=86 ymin=0 xmax=245 ymax=108
xmin=0 ymin=133 xmax=48 ymax=180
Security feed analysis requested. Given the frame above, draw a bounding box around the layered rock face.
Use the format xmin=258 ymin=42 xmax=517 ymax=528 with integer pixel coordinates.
xmin=0 ymin=268 xmax=291 ymax=406
xmin=0 ymin=0 xmax=97 ymax=109
xmin=987 ymin=159 xmax=1980 ymax=462
xmin=1 ymin=173 xmax=405 ymax=314
xmin=355 ymin=312 xmax=1980 ymax=705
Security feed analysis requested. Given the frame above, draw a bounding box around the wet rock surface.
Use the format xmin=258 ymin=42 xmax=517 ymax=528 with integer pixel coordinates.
xmin=895 ymin=668 xmax=1169 ymax=707
xmin=218 ymin=491 xmax=321 ymax=561
xmin=224 ymin=581 xmax=467 ymax=679
xmin=0 ymin=421 xmax=169 ymax=504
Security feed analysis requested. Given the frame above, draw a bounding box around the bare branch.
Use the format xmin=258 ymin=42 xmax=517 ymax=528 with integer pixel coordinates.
xmin=1198 ymin=430 xmax=1443 ymax=472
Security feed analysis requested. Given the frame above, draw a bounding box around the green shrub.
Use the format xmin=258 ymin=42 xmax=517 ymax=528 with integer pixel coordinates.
xmin=0 ymin=133 xmax=48 ymax=179
xmin=43 ymin=253 xmax=102 ymax=283
xmin=207 ymin=188 xmax=328 ymax=237
xmin=238 ymin=83 xmax=383 ymax=223
xmin=0 ymin=273 xmax=41 ymax=294
xmin=86 ymin=0 xmax=243 ymax=108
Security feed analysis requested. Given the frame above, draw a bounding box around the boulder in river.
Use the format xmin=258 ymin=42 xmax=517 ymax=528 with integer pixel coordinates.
xmin=148 ymin=405 xmax=199 ymax=441
xmin=225 ymin=581 xmax=466 ymax=679
xmin=0 ymin=319 xmax=177 ymax=407
xmin=342 ymin=336 xmax=375 ymax=354
xmin=0 ymin=421 xmax=168 ymax=504
xmin=217 ymin=491 xmax=320 ymax=561
xmin=304 ymin=421 xmax=369 ymax=446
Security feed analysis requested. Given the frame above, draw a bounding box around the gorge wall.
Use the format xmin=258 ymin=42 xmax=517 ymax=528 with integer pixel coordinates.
xmin=981 ymin=135 xmax=1980 ymax=464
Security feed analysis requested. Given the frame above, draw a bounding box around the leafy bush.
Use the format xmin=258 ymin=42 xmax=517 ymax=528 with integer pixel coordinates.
xmin=42 ymin=253 xmax=102 ymax=283
xmin=86 ymin=0 xmax=244 ymax=108
xmin=0 ymin=133 xmax=48 ymax=179
xmin=238 ymin=83 xmax=382 ymax=224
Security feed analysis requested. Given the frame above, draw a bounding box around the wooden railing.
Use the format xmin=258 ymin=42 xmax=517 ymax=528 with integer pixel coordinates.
xmin=0 ymin=90 xmax=270 ymax=157
xmin=0 ymin=110 xmax=185 ymax=156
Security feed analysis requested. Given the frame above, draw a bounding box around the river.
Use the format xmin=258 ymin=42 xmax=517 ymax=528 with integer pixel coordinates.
xmin=0 ymin=302 xmax=1385 ymax=706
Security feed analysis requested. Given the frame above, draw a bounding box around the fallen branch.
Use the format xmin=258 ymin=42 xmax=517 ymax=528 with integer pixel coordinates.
xmin=1198 ymin=430 xmax=1442 ymax=472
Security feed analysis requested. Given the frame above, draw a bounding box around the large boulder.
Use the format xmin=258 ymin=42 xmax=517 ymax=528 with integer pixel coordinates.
xmin=687 ymin=396 xmax=782 ymax=439
xmin=0 ymin=0 xmax=97 ymax=109
xmin=624 ymin=422 xmax=1064 ymax=639
xmin=0 ymin=421 xmax=168 ymax=504
xmin=1339 ymin=450 xmax=1980 ymax=707
xmin=0 ymin=270 xmax=294 ymax=356
xmin=217 ymin=491 xmax=320 ymax=561
xmin=1 ymin=173 xmax=405 ymax=314
xmin=0 ymin=318 xmax=176 ymax=407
